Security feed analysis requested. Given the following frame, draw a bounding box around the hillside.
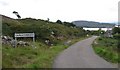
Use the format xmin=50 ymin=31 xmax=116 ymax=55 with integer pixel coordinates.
xmin=72 ymin=20 xmax=115 ymax=28
xmin=2 ymin=14 xmax=86 ymax=44
xmin=1 ymin=14 xmax=88 ymax=68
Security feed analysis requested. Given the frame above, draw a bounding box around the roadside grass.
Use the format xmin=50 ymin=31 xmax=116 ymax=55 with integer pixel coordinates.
xmin=0 ymin=39 xmax=2 ymax=68
xmin=2 ymin=43 xmax=68 ymax=68
xmin=92 ymin=37 xmax=120 ymax=63
xmin=0 ymin=52 xmax=1 ymax=67
xmin=2 ymin=37 xmax=88 ymax=68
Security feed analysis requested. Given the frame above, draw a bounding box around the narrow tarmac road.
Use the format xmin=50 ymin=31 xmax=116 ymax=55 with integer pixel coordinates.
xmin=53 ymin=36 xmax=118 ymax=68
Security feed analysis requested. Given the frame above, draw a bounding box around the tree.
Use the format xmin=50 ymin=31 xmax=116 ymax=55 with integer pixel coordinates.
xmin=47 ymin=18 xmax=50 ymax=22
xmin=112 ymin=27 xmax=120 ymax=34
xmin=13 ymin=11 xmax=21 ymax=19
xmin=63 ymin=22 xmax=76 ymax=27
xmin=56 ymin=20 xmax=62 ymax=24
xmin=112 ymin=27 xmax=120 ymax=48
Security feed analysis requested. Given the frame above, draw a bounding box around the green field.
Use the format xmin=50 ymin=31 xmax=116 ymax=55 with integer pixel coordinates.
xmin=92 ymin=37 xmax=120 ymax=63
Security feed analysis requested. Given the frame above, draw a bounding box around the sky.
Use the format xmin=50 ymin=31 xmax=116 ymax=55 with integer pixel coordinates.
xmin=0 ymin=0 xmax=119 ymax=23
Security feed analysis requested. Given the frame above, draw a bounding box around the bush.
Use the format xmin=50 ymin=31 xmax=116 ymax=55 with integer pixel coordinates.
xmin=98 ymin=38 xmax=102 ymax=40
xmin=113 ymin=34 xmax=120 ymax=39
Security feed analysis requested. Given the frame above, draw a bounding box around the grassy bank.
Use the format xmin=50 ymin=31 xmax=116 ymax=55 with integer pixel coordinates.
xmin=2 ymin=14 xmax=89 ymax=68
xmin=92 ymin=37 xmax=120 ymax=63
xmin=2 ymin=43 xmax=67 ymax=68
xmin=2 ymin=37 xmax=88 ymax=68
xmin=0 ymin=44 xmax=2 ymax=68
xmin=0 ymin=53 xmax=1 ymax=68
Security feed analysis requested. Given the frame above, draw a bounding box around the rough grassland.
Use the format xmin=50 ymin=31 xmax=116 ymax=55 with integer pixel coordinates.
xmin=92 ymin=37 xmax=120 ymax=63
xmin=2 ymin=37 xmax=88 ymax=68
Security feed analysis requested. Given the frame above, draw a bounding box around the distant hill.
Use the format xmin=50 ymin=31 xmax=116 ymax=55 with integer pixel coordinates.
xmin=72 ymin=20 xmax=115 ymax=28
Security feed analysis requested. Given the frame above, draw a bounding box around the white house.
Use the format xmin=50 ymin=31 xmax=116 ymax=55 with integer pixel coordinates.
xmin=83 ymin=27 xmax=112 ymax=32
xmin=115 ymin=24 xmax=120 ymax=27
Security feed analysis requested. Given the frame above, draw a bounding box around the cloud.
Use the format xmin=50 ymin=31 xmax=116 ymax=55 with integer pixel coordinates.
xmin=0 ymin=0 xmax=119 ymax=22
xmin=0 ymin=1 xmax=9 ymax=6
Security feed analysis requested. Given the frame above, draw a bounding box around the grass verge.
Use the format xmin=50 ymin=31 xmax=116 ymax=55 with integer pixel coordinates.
xmin=2 ymin=36 xmax=89 ymax=68
xmin=2 ymin=43 xmax=68 ymax=68
xmin=92 ymin=37 xmax=120 ymax=63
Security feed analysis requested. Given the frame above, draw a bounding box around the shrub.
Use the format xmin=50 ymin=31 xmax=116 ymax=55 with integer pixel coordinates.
xmin=113 ymin=34 xmax=120 ymax=39
xmin=98 ymin=38 xmax=102 ymax=40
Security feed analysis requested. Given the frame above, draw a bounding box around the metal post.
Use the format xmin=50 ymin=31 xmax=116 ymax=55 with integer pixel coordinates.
xmin=32 ymin=33 xmax=35 ymax=48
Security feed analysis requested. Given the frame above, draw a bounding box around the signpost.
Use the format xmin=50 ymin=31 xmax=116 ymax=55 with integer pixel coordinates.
xmin=14 ymin=33 xmax=35 ymax=47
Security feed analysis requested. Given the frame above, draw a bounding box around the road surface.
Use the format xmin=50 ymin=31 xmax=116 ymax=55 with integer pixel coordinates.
xmin=53 ymin=36 xmax=118 ymax=68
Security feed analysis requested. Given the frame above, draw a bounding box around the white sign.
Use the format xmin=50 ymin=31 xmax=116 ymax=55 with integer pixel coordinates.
xmin=15 ymin=33 xmax=35 ymax=37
